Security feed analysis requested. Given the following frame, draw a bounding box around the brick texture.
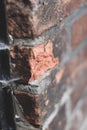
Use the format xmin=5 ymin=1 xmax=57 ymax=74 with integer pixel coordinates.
xmin=10 ymin=41 xmax=59 ymax=82
xmin=6 ymin=0 xmax=86 ymax=38
xmin=6 ymin=0 xmax=87 ymax=130
xmin=10 ymin=24 xmax=67 ymax=83
xmin=13 ymin=65 xmax=66 ymax=126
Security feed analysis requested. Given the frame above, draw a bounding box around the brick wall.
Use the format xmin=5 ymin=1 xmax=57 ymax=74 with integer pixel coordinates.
xmin=6 ymin=0 xmax=87 ymax=130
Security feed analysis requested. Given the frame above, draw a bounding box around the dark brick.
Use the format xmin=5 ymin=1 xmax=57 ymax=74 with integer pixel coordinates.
xmin=14 ymin=90 xmax=41 ymax=126
xmin=13 ymin=65 xmax=67 ymax=126
xmin=6 ymin=0 xmax=86 ymax=38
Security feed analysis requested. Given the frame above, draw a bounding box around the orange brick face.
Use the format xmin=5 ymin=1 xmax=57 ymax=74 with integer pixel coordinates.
xmin=28 ymin=41 xmax=59 ymax=81
xmin=10 ymin=41 xmax=59 ymax=82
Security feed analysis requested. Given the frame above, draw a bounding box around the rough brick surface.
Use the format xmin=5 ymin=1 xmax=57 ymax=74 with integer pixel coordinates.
xmin=13 ymin=65 xmax=66 ymax=126
xmin=14 ymin=90 xmax=41 ymax=126
xmin=10 ymin=41 xmax=58 ymax=82
xmin=13 ymin=43 xmax=87 ymax=127
xmin=10 ymin=24 xmax=67 ymax=83
xmin=6 ymin=0 xmax=86 ymax=38
xmin=10 ymin=33 xmax=87 ymax=129
xmin=7 ymin=0 xmax=87 ymax=129
xmin=12 ymin=43 xmax=87 ymax=128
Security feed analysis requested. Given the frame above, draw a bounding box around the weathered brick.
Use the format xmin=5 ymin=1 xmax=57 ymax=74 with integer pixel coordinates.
xmin=6 ymin=1 xmax=87 ymax=129
xmin=10 ymin=24 xmax=67 ymax=126
xmin=6 ymin=0 xmax=86 ymax=38
xmin=10 ymin=28 xmax=87 ymax=127
xmin=13 ymin=65 xmax=66 ymax=126
xmin=11 ymin=40 xmax=87 ymax=127
xmin=71 ymin=12 xmax=87 ymax=50
xmin=10 ymin=25 xmax=68 ymax=83
xmin=10 ymin=41 xmax=59 ymax=82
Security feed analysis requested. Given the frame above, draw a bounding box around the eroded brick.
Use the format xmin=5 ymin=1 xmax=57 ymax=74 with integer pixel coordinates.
xmin=10 ymin=25 xmax=68 ymax=83
xmin=13 ymin=65 xmax=67 ymax=126
xmin=10 ymin=41 xmax=58 ymax=82
xmin=6 ymin=0 xmax=86 ymax=38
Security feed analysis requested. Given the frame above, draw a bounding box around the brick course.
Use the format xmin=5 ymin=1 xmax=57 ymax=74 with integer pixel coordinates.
xmin=5 ymin=1 xmax=87 ymax=130
xmin=6 ymin=0 xmax=86 ymax=38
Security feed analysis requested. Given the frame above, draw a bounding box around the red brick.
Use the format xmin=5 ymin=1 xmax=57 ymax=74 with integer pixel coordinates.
xmin=6 ymin=0 xmax=86 ymax=38
xmin=10 ymin=41 xmax=59 ymax=82
xmin=10 ymin=25 xmax=68 ymax=83
xmin=71 ymin=13 xmax=87 ymax=50
xmin=12 ymin=45 xmax=87 ymax=127
xmin=11 ymin=26 xmax=68 ymax=123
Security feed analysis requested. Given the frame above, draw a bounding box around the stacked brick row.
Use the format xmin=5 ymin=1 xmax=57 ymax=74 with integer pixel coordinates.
xmin=6 ymin=0 xmax=87 ymax=130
